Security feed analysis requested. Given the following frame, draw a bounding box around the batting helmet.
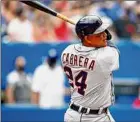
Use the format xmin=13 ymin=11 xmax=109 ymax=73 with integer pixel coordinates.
xmin=75 ymin=15 xmax=112 ymax=40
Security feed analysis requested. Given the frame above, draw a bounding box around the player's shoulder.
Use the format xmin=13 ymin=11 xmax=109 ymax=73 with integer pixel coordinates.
xmin=62 ymin=44 xmax=76 ymax=54
xmin=99 ymin=46 xmax=119 ymax=55
xmin=97 ymin=46 xmax=119 ymax=62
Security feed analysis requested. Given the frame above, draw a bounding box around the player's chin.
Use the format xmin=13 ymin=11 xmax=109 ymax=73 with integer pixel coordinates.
xmin=95 ymin=43 xmax=106 ymax=48
xmin=91 ymin=40 xmax=106 ymax=48
xmin=101 ymin=43 xmax=107 ymax=48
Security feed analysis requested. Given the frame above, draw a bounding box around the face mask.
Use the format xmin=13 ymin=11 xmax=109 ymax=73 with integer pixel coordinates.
xmin=16 ymin=66 xmax=25 ymax=72
xmin=48 ymin=58 xmax=57 ymax=68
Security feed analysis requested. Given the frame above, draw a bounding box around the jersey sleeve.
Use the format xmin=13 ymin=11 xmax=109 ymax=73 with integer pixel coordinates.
xmin=6 ymin=72 xmax=18 ymax=86
xmin=98 ymin=47 xmax=119 ymax=72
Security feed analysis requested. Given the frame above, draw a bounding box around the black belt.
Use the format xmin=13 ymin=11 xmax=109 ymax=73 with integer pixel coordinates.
xmin=70 ymin=103 xmax=108 ymax=114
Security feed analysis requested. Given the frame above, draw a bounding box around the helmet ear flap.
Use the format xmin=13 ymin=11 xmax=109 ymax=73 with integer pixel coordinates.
xmin=105 ymin=29 xmax=112 ymax=40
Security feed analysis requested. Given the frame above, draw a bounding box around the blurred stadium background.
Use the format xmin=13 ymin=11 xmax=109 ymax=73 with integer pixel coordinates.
xmin=1 ymin=0 xmax=140 ymax=122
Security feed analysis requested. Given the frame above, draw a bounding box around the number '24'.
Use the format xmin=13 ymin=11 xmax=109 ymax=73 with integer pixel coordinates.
xmin=64 ymin=66 xmax=88 ymax=96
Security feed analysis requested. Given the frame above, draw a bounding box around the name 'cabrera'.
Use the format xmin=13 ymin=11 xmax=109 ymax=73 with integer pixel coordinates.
xmin=62 ymin=53 xmax=95 ymax=70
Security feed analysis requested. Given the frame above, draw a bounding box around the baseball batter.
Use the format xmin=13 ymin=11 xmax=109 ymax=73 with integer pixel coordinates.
xmin=61 ymin=15 xmax=119 ymax=122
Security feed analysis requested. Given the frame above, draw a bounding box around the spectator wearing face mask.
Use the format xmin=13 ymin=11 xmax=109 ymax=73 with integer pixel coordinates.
xmin=31 ymin=49 xmax=69 ymax=108
xmin=5 ymin=56 xmax=32 ymax=104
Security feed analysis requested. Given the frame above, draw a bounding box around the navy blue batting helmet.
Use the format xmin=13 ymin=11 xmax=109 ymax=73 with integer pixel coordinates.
xmin=75 ymin=15 xmax=112 ymax=40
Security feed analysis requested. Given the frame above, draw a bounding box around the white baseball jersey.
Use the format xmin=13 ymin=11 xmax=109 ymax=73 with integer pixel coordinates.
xmin=61 ymin=43 xmax=119 ymax=109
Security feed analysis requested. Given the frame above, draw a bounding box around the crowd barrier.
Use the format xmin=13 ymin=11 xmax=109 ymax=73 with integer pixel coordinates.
xmin=1 ymin=104 xmax=140 ymax=122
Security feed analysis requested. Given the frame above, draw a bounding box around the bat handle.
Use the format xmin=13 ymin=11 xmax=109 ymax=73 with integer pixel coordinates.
xmin=57 ymin=13 xmax=76 ymax=25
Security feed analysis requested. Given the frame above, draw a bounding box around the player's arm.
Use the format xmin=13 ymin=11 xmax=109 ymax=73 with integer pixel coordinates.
xmin=98 ymin=46 xmax=119 ymax=73
xmin=107 ymin=39 xmax=120 ymax=71
xmin=109 ymin=47 xmax=119 ymax=71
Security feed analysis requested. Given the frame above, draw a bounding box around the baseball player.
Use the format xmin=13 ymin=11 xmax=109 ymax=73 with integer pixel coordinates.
xmin=61 ymin=15 xmax=119 ymax=122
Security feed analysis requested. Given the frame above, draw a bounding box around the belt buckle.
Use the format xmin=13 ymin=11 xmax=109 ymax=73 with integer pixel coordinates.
xmin=78 ymin=106 xmax=83 ymax=113
xmin=85 ymin=108 xmax=90 ymax=114
xmin=80 ymin=107 xmax=90 ymax=114
xmin=98 ymin=107 xmax=103 ymax=114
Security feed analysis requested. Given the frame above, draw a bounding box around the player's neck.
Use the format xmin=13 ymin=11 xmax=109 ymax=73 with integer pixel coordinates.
xmin=82 ymin=43 xmax=92 ymax=47
xmin=82 ymin=42 xmax=106 ymax=48
xmin=82 ymin=42 xmax=98 ymax=48
xmin=82 ymin=42 xmax=93 ymax=47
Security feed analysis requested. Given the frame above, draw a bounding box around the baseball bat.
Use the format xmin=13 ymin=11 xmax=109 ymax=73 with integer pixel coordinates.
xmin=21 ymin=1 xmax=76 ymax=25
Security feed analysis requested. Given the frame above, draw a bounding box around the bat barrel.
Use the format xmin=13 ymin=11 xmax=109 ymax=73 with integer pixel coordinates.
xmin=21 ymin=1 xmax=57 ymax=16
xmin=21 ymin=1 xmax=76 ymax=25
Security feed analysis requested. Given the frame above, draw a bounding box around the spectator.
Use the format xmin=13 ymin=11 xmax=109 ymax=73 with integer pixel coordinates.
xmin=31 ymin=49 xmax=69 ymax=108
xmin=105 ymin=0 xmax=125 ymax=21
xmin=1 ymin=1 xmax=139 ymax=42
xmin=1 ymin=1 xmax=17 ymax=41
xmin=32 ymin=11 xmax=57 ymax=42
xmin=114 ymin=12 xmax=137 ymax=39
xmin=7 ymin=6 xmax=34 ymax=43
xmin=6 ymin=56 xmax=32 ymax=104
xmin=2 ymin=1 xmax=17 ymax=23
